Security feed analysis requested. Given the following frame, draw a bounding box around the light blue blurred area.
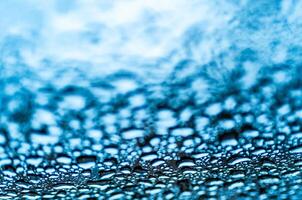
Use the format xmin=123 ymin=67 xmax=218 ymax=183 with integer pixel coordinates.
xmin=0 ymin=0 xmax=301 ymax=81
xmin=0 ymin=1 xmax=43 ymax=41
xmin=0 ymin=1 xmax=236 ymax=78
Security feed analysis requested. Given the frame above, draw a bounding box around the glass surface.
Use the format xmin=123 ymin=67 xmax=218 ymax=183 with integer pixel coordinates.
xmin=1 ymin=0 xmax=302 ymax=199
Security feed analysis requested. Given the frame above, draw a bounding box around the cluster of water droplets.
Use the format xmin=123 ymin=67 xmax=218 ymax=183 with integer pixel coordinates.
xmin=1 ymin=55 xmax=302 ymax=199
xmin=2 ymin=0 xmax=302 ymax=199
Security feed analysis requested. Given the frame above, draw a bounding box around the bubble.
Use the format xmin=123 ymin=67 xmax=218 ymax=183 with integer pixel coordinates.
xmin=228 ymin=156 xmax=251 ymax=166
xmin=122 ymin=129 xmax=144 ymax=139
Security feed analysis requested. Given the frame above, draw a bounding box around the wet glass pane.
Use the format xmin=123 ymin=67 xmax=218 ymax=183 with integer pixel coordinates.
xmin=1 ymin=0 xmax=302 ymax=199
